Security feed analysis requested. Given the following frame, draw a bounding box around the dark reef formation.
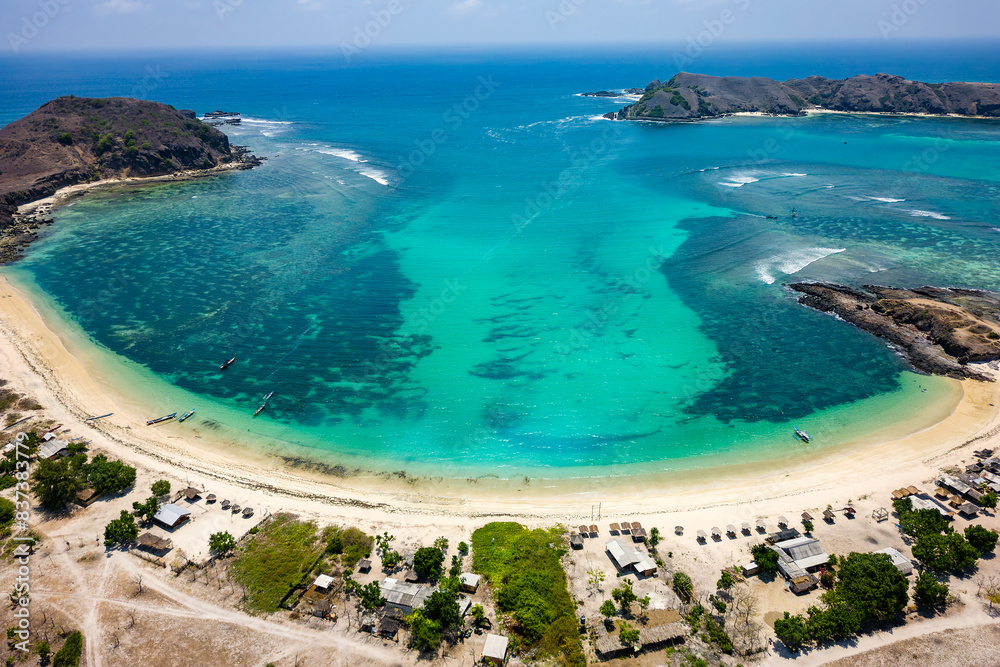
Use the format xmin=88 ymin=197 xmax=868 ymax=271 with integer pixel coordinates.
xmin=605 ymin=72 xmax=1000 ymax=122
xmin=0 ymin=96 xmax=262 ymax=262
xmin=789 ymin=283 xmax=1000 ymax=382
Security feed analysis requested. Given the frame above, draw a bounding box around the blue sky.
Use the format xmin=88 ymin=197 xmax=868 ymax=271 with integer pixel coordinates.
xmin=3 ymin=0 xmax=999 ymax=54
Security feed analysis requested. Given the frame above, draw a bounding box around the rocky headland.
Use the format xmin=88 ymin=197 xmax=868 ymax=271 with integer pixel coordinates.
xmin=0 ymin=96 xmax=262 ymax=262
xmin=789 ymin=283 xmax=1000 ymax=382
xmin=605 ymin=72 xmax=1000 ymax=122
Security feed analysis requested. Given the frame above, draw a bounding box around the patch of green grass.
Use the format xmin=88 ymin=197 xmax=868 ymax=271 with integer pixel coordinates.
xmin=230 ymin=514 xmax=323 ymax=613
xmin=472 ymin=522 xmax=585 ymax=667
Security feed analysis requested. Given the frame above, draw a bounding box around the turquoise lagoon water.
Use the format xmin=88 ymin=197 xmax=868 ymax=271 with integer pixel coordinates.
xmin=2 ymin=46 xmax=1000 ymax=477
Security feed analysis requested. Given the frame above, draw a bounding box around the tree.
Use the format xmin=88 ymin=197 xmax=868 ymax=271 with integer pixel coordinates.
xmin=458 ymin=541 xmax=469 ymax=554
xmin=208 ymin=531 xmax=236 ymax=555
xmin=750 ymin=544 xmax=779 ymax=575
xmin=803 ymin=520 xmax=814 ymax=534
xmin=773 ymin=612 xmax=809 ymax=651
xmin=357 ymin=580 xmax=386 ymax=610
xmin=407 ymin=610 xmax=441 ymax=652
xmin=638 ymin=595 xmax=650 ymax=619
xmin=611 ymin=579 xmax=638 ymax=614
xmin=52 ymin=630 xmax=83 ymax=667
xmin=36 ymin=639 xmax=50 ymax=660
xmin=31 ymin=456 xmax=86 ymax=509
xmin=471 ymin=604 xmax=488 ymax=628
xmin=413 ymin=546 xmax=445 ymax=582
xmin=103 ymin=510 xmax=138 ymax=547
xmin=375 ymin=531 xmax=395 ymax=553
xmin=433 ymin=536 xmax=449 ymax=553
xmin=131 ymin=496 xmax=159 ymax=525
xmin=151 ymin=480 xmax=171 ymax=497
xmin=618 ymin=620 xmax=640 ymax=646
xmin=805 ymin=601 xmax=860 ymax=642
xmin=381 ymin=550 xmax=403 ymax=570
xmin=913 ymin=571 xmax=949 ymax=608
xmin=422 ymin=589 xmax=461 ymax=630
xmin=980 ymin=490 xmax=998 ymax=509
xmin=672 ymin=571 xmax=693 ymax=600
xmin=0 ymin=498 xmax=15 ymax=527
xmin=84 ymin=454 xmax=136 ymax=494
xmin=896 ymin=504 xmax=950 ymax=538
xmin=964 ymin=525 xmax=998 ymax=555
xmin=599 ymin=600 xmax=617 ymax=622
xmin=828 ymin=552 xmax=908 ymax=621
xmin=912 ymin=531 xmax=980 ymax=573
xmin=649 ymin=527 xmax=660 ymax=547
xmin=587 ymin=568 xmax=606 ymax=595
xmin=716 ymin=570 xmax=735 ymax=591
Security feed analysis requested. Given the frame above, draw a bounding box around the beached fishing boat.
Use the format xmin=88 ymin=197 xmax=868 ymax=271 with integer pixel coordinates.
xmin=794 ymin=426 xmax=811 ymax=443
xmin=220 ymin=357 xmax=236 ymax=370
xmin=146 ymin=412 xmax=177 ymax=426
xmin=178 ymin=410 xmax=195 ymax=423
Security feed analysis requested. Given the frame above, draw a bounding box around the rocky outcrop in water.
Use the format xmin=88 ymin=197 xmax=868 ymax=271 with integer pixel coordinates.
xmin=0 ymin=96 xmax=262 ymax=262
xmin=789 ymin=283 xmax=1000 ymax=381
xmin=606 ymin=72 xmax=1000 ymax=122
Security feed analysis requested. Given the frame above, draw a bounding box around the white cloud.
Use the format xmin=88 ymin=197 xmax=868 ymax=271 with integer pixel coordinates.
xmin=96 ymin=0 xmax=148 ymax=14
xmin=447 ymin=0 xmax=484 ymax=16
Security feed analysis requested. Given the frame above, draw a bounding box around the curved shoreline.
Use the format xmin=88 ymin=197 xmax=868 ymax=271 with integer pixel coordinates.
xmin=1 ymin=271 xmax=998 ymax=522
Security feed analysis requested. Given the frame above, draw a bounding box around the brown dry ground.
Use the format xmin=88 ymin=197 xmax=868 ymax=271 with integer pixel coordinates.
xmin=821 ymin=624 xmax=1000 ymax=667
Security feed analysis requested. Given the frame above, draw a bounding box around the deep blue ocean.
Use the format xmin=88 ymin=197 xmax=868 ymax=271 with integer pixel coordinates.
xmin=1 ymin=42 xmax=999 ymax=477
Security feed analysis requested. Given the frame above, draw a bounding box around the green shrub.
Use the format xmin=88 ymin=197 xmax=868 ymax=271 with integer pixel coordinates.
xmin=57 ymin=133 xmax=73 ymax=145
xmin=52 ymin=631 xmax=83 ymax=667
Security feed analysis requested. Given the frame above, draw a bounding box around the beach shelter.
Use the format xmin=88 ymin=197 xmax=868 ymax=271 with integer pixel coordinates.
xmin=711 ymin=526 xmax=722 ymax=540
xmin=756 ymin=519 xmax=766 ymax=532
xmin=620 ymin=522 xmax=631 ymax=533
xmin=578 ymin=525 xmax=589 ymax=536
xmin=823 ymin=509 xmax=836 ymax=522
xmin=801 ymin=511 xmax=813 ymax=521
xmin=675 ymin=526 xmax=684 ymax=535
xmin=152 ymin=503 xmax=191 ymax=529
xmin=726 ymin=524 xmax=737 ymax=537
xmin=741 ymin=522 xmax=752 ymax=535
xmin=609 ymin=522 xmax=621 ymax=533
xmin=589 ymin=524 xmax=598 ymax=535
xmin=777 ymin=516 xmax=788 ymax=528
xmin=696 ymin=530 xmax=707 ymax=543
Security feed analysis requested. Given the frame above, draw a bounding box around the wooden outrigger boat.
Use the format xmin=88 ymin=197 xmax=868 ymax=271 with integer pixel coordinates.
xmin=146 ymin=413 xmax=177 ymax=426
xmin=220 ymin=357 xmax=236 ymax=370
xmin=252 ymin=391 xmax=274 ymax=418
xmin=794 ymin=426 xmax=812 ymax=443
xmin=178 ymin=410 xmax=195 ymax=423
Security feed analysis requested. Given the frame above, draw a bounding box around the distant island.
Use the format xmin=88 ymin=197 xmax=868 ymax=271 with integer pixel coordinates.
xmin=605 ymin=72 xmax=1000 ymax=122
xmin=790 ymin=283 xmax=1000 ymax=382
xmin=0 ymin=96 xmax=261 ymax=262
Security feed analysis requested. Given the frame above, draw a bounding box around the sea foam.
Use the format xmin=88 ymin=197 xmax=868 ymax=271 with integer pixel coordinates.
xmin=754 ymin=247 xmax=846 ymax=284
